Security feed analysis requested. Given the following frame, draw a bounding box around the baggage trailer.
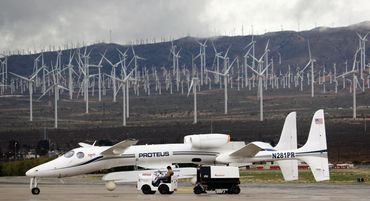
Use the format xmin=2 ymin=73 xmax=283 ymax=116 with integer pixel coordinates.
xmin=193 ymin=166 xmax=241 ymax=194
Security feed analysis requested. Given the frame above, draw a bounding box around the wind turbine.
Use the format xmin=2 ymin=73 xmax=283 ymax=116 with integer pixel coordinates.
xmin=170 ymin=42 xmax=181 ymax=92
xmin=337 ymin=48 xmax=361 ymax=120
xmin=10 ymin=67 xmax=44 ymax=121
xmin=89 ymin=51 xmax=106 ymax=102
xmin=206 ymin=57 xmax=237 ymax=114
xmin=107 ymin=69 xmax=134 ymax=126
xmin=356 ymin=32 xmax=369 ymax=79
xmin=245 ymin=42 xmax=271 ymax=121
xmin=211 ymin=41 xmax=223 ymax=84
xmin=196 ymin=40 xmax=207 ymax=85
xmin=116 ymin=48 xmax=131 ymax=115
xmin=38 ymin=65 xmax=68 ymax=128
xmin=187 ymin=77 xmax=199 ymax=124
xmin=0 ymin=56 xmax=8 ymax=94
xmin=75 ymin=47 xmax=94 ymax=113
xmin=102 ymin=55 xmax=124 ymax=102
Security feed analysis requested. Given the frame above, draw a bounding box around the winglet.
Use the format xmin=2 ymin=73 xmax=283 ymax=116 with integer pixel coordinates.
xmin=101 ymin=139 xmax=138 ymax=156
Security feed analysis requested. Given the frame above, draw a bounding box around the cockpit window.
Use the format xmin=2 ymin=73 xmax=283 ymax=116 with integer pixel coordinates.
xmin=76 ymin=152 xmax=85 ymax=159
xmin=64 ymin=150 xmax=74 ymax=158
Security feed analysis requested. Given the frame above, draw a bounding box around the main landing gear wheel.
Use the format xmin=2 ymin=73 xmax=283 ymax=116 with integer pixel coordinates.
xmin=31 ymin=187 xmax=40 ymax=195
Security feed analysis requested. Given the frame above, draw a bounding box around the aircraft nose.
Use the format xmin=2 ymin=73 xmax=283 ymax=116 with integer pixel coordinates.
xmin=26 ymin=168 xmax=38 ymax=177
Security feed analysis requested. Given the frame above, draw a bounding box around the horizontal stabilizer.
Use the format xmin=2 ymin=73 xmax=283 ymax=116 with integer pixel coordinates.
xmin=101 ymin=139 xmax=138 ymax=156
xmin=276 ymin=160 xmax=298 ymax=181
xmin=230 ymin=141 xmax=274 ymax=157
xmin=299 ymin=155 xmax=329 ymax=181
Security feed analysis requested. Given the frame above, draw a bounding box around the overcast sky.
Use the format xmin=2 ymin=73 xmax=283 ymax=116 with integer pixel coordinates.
xmin=1 ymin=0 xmax=370 ymax=53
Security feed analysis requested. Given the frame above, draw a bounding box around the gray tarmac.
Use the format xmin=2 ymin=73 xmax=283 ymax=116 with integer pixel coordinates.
xmin=0 ymin=176 xmax=369 ymax=201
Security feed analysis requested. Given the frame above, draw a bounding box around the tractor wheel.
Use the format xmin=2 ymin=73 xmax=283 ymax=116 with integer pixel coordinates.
xmin=141 ymin=185 xmax=155 ymax=194
xmin=193 ymin=185 xmax=203 ymax=194
xmin=229 ymin=185 xmax=240 ymax=194
xmin=158 ymin=184 xmax=169 ymax=194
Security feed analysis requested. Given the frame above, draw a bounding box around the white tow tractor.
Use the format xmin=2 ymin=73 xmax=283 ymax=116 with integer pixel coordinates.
xmin=137 ymin=170 xmax=178 ymax=194
xmin=193 ymin=166 xmax=241 ymax=194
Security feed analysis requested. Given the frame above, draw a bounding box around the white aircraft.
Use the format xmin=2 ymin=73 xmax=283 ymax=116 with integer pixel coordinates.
xmin=26 ymin=109 xmax=329 ymax=195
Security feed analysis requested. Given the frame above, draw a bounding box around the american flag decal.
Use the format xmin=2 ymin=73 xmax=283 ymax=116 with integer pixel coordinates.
xmin=315 ymin=118 xmax=323 ymax=124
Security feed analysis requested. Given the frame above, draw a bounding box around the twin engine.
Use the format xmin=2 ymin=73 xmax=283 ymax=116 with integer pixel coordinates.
xmin=184 ymin=134 xmax=230 ymax=149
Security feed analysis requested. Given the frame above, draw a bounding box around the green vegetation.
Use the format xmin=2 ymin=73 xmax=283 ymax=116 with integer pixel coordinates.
xmin=240 ymin=169 xmax=370 ymax=183
xmin=0 ymin=157 xmax=53 ymax=176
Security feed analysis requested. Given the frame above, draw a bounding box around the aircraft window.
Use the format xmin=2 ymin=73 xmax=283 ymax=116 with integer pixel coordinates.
xmin=76 ymin=152 xmax=85 ymax=159
xmin=64 ymin=150 xmax=74 ymax=158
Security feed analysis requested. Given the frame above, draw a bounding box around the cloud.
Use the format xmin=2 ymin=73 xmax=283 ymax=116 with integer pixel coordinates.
xmin=0 ymin=0 xmax=369 ymax=53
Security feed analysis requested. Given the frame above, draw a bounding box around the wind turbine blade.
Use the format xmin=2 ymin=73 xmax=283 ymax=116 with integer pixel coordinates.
xmin=248 ymin=54 xmax=259 ymax=63
xmin=351 ymin=48 xmax=361 ymax=71
xmin=102 ymin=54 xmax=114 ymax=67
xmin=30 ymin=66 xmax=44 ymax=80
xmin=246 ymin=64 xmax=260 ymax=75
xmin=259 ymin=51 xmax=268 ymax=62
xmin=9 ymin=72 xmax=30 ymax=81
xmin=106 ymin=74 xmax=123 ymax=82
xmin=187 ymin=79 xmax=194 ymax=96
xmin=261 ymin=63 xmax=272 ymax=75
xmin=98 ymin=50 xmax=107 ymax=66
xmin=203 ymin=39 xmax=208 ymax=46
xmin=300 ymin=61 xmax=311 ymax=73
xmin=38 ymin=85 xmax=54 ymax=100
xmin=244 ymin=41 xmax=254 ymax=49
xmin=224 ymin=45 xmax=232 ymax=57
xmin=89 ymin=74 xmax=98 ymax=78
xmin=205 ymin=69 xmax=224 ymax=76
xmin=116 ymin=48 xmax=125 ymax=56
xmin=265 ymin=39 xmax=270 ymax=51
xmin=131 ymin=46 xmax=136 ymax=57
xmin=115 ymin=83 xmax=123 ymax=96
xmin=225 ymin=57 xmax=237 ymax=74
xmin=244 ymin=46 xmax=253 ymax=57
xmin=58 ymin=85 xmax=70 ymax=91
xmin=123 ymin=69 xmax=135 ymax=82
xmin=356 ymin=32 xmax=362 ymax=39
xmin=307 ymin=40 xmax=312 ymax=59
xmin=212 ymin=41 xmax=217 ymax=53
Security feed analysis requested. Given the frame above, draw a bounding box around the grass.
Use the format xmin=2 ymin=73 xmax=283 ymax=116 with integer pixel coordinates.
xmin=0 ymin=157 xmax=53 ymax=176
xmin=239 ymin=169 xmax=370 ymax=184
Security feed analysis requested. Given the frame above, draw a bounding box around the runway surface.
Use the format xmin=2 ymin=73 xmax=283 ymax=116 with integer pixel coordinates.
xmin=0 ymin=176 xmax=369 ymax=201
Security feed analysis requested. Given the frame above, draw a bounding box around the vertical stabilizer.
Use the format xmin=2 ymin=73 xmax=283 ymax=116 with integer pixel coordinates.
xmin=275 ymin=112 xmax=297 ymax=150
xmin=297 ymin=109 xmax=330 ymax=181
xmin=274 ymin=112 xmax=298 ymax=181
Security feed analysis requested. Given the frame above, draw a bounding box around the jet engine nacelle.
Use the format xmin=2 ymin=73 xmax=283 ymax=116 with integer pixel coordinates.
xmin=184 ymin=134 xmax=230 ymax=149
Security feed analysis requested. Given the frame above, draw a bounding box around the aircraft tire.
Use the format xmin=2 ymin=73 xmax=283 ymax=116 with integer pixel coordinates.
xmin=158 ymin=184 xmax=169 ymax=194
xmin=31 ymin=187 xmax=40 ymax=195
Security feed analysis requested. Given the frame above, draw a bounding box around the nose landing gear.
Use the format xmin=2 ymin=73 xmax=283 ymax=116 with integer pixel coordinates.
xmin=30 ymin=177 xmax=40 ymax=195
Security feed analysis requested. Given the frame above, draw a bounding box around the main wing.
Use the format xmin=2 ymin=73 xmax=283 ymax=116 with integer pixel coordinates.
xmin=101 ymin=139 xmax=138 ymax=156
xmin=230 ymin=141 xmax=275 ymax=157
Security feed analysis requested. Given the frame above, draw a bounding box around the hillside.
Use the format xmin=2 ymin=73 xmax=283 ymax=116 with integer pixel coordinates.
xmin=5 ymin=21 xmax=370 ymax=76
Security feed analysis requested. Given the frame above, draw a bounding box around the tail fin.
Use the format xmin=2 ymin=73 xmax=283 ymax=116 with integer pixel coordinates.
xmin=274 ymin=112 xmax=298 ymax=181
xmin=275 ymin=112 xmax=297 ymax=150
xmin=297 ymin=109 xmax=330 ymax=181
